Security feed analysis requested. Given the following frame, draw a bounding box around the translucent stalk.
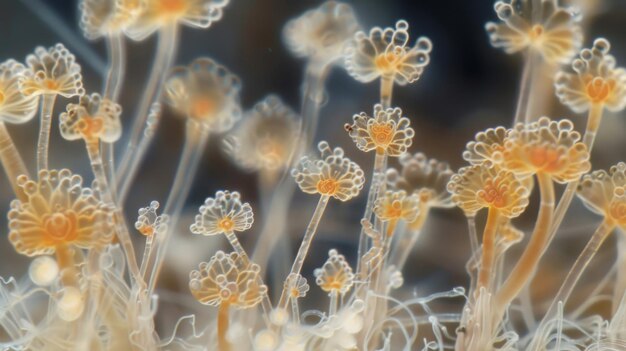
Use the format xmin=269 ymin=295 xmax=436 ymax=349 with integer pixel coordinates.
xmin=77 ymin=247 xmax=104 ymax=348
xmin=290 ymin=296 xmax=300 ymax=324
xmin=380 ymin=75 xmax=394 ymax=109
xmin=116 ymin=23 xmax=179 ymax=191
xmin=278 ymin=195 xmax=330 ymax=310
xmin=0 ymin=122 xmax=29 ymax=201
xmin=103 ymin=33 xmax=126 ymax=102
xmin=85 ymin=139 xmax=142 ymax=284
xmin=328 ymin=290 xmax=338 ymax=316
xmin=533 ymin=219 xmax=615 ymax=346
xmin=224 ymin=230 xmax=248 ymax=262
xmin=495 ymin=172 xmax=554 ymax=319
xmin=355 ymin=152 xmax=387 ymax=287
xmin=467 ymin=215 xmax=479 ymax=258
xmin=102 ymin=33 xmax=126 ymax=198
xmin=117 ymin=103 xmax=162 ymax=204
xmin=614 ymin=231 xmax=626 ymax=314
xmin=546 ymin=103 xmax=603 ymax=248
xmin=139 ymin=234 xmax=155 ymax=280
xmin=251 ymin=63 xmax=330 ymax=273
xmin=217 ymin=302 xmax=231 ymax=351
xmin=147 ymin=122 xmax=209 ymax=293
xmin=36 ymin=93 xmax=56 ymax=172
xmin=513 ymin=52 xmax=533 ymax=125
xmin=390 ymin=206 xmax=429 ymax=269
xmin=477 ymin=207 xmax=500 ymax=290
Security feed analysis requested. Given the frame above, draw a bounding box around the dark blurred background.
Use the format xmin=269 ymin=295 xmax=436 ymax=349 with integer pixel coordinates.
xmin=1 ymin=0 xmax=625 ymax=330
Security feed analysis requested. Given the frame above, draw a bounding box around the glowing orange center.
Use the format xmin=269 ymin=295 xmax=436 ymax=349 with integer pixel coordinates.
xmin=384 ymin=200 xmax=403 ymax=219
xmin=479 ymin=179 xmax=508 ymax=208
xmin=137 ymin=224 xmax=154 ymax=236
xmin=217 ymin=217 xmax=235 ymax=232
xmin=0 ymin=90 xmax=5 ymax=105
xmin=43 ymin=79 xmax=59 ymax=90
xmin=290 ymin=288 xmax=301 ymax=298
xmin=370 ymin=123 xmax=394 ymax=147
xmin=375 ymin=52 xmax=401 ymax=73
xmin=529 ymin=25 xmax=544 ymax=42
xmin=584 ymin=76 xmax=615 ymax=103
xmin=321 ymin=277 xmax=343 ymax=292
xmin=158 ymin=0 xmax=187 ymax=14
xmin=191 ymin=98 xmax=216 ymax=119
xmin=43 ymin=211 xmax=78 ymax=244
xmin=77 ymin=117 xmax=104 ymax=140
xmin=317 ymin=178 xmax=338 ymax=195
xmin=528 ymin=146 xmax=564 ymax=172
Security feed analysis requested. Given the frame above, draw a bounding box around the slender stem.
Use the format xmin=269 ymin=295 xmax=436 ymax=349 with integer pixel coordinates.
xmin=545 ymin=103 xmax=604 ymax=250
xmin=103 ymin=33 xmax=126 ymax=102
xmin=356 ymin=153 xmax=387 ymax=286
xmin=614 ymin=230 xmax=626 ymax=314
xmin=147 ymin=122 xmax=209 ymax=293
xmin=251 ymin=63 xmax=329 ymax=272
xmin=513 ymin=52 xmax=533 ymax=125
xmin=329 ymin=291 xmax=338 ymax=316
xmin=467 ymin=215 xmax=479 ymax=258
xmin=495 ymin=172 xmax=554 ymax=318
xmin=116 ymin=23 xmax=178 ymax=192
xmin=278 ymin=195 xmax=330 ymax=310
xmin=117 ymin=103 xmax=162 ymax=203
xmin=541 ymin=220 xmax=615 ymax=326
xmin=217 ymin=302 xmax=231 ymax=351
xmin=583 ymin=103 xmax=603 ymax=150
xmin=477 ymin=207 xmax=501 ymax=291
xmin=380 ymin=75 xmax=394 ymax=109
xmin=0 ymin=122 xmax=29 ymax=201
xmin=139 ymin=234 xmax=155 ymax=281
xmin=290 ymin=296 xmax=300 ymax=324
xmin=390 ymin=206 xmax=429 ymax=269
xmin=102 ymin=34 xmax=125 ymax=197
xmin=85 ymin=139 xmax=142 ymax=285
xmin=224 ymin=231 xmax=247 ymax=261
xmin=56 ymin=244 xmax=78 ymax=287
xmin=36 ymin=93 xmax=56 ymax=172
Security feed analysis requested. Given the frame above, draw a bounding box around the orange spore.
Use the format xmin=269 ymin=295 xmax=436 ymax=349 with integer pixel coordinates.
xmin=317 ymin=178 xmax=338 ymax=196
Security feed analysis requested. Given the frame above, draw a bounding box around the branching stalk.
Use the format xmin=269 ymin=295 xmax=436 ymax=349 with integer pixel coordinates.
xmin=546 ymin=103 xmax=604 ymax=248
xmin=355 ymin=152 xmax=387 ymax=288
xmin=536 ymin=220 xmax=615 ymax=339
xmin=102 ymin=33 xmax=126 ymax=197
xmin=147 ymin=122 xmax=209 ymax=293
xmin=116 ymin=23 xmax=179 ymax=195
xmin=85 ymin=139 xmax=142 ymax=285
xmin=495 ymin=172 xmax=554 ymax=320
